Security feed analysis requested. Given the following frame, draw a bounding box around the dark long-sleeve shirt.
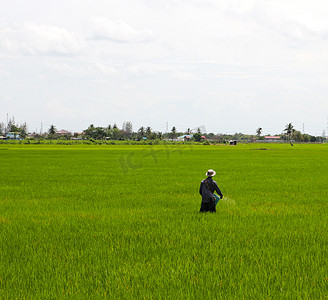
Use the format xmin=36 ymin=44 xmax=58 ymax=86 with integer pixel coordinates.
xmin=199 ymin=177 xmax=223 ymax=203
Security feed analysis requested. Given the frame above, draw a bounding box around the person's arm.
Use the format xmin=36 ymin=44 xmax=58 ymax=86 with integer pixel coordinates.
xmin=213 ymin=181 xmax=223 ymax=198
xmin=199 ymin=181 xmax=203 ymax=196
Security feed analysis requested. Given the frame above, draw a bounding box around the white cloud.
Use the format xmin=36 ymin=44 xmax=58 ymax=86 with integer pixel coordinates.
xmin=241 ymin=3 xmax=328 ymax=46
xmin=173 ymin=71 xmax=198 ymax=81
xmin=142 ymin=0 xmax=217 ymax=10
xmin=125 ymin=64 xmax=156 ymax=78
xmin=46 ymin=99 xmax=77 ymax=119
xmin=0 ymin=22 xmax=82 ymax=56
xmin=45 ymin=61 xmax=117 ymax=77
xmin=89 ymin=17 xmax=155 ymax=43
xmin=1 ymin=1 xmax=328 ymax=135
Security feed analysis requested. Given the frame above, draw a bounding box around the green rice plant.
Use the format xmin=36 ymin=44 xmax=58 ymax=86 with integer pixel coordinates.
xmin=0 ymin=144 xmax=327 ymax=298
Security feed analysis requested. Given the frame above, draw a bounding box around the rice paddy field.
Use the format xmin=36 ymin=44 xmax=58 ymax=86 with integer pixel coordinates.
xmin=0 ymin=143 xmax=327 ymax=299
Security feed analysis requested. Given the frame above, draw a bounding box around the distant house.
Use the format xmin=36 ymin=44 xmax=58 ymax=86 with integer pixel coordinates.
xmin=6 ymin=132 xmax=21 ymax=140
xmin=229 ymin=140 xmax=237 ymax=145
xmin=177 ymin=135 xmax=193 ymax=141
xmin=56 ymin=129 xmax=71 ymax=136
xmin=264 ymin=136 xmax=281 ymax=140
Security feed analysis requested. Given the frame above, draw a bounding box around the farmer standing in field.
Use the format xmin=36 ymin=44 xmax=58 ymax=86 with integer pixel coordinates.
xmin=199 ymin=169 xmax=223 ymax=213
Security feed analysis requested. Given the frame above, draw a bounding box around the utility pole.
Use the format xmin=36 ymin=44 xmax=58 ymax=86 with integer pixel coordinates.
xmin=6 ymin=113 xmax=8 ymax=133
xmin=302 ymin=123 xmax=305 ymax=134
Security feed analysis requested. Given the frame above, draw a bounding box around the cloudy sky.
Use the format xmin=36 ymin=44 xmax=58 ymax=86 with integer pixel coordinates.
xmin=1 ymin=0 xmax=328 ymax=135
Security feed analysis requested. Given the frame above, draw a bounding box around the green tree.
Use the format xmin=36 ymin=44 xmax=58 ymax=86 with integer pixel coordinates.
xmin=256 ymin=127 xmax=262 ymax=138
xmin=146 ymin=127 xmax=152 ymax=138
xmin=193 ymin=133 xmax=202 ymax=142
xmin=112 ymin=127 xmax=120 ymax=140
xmin=293 ymin=130 xmax=303 ymax=142
xmin=83 ymin=124 xmax=94 ymax=138
xmin=7 ymin=117 xmax=15 ymax=133
xmin=122 ymin=121 xmax=133 ymax=139
xmin=310 ymin=136 xmax=316 ymax=142
xmin=171 ymin=126 xmax=177 ymax=140
xmin=284 ymin=123 xmax=295 ymax=145
xmin=8 ymin=118 xmax=20 ymax=133
xmin=138 ymin=127 xmax=145 ymax=139
xmin=0 ymin=122 xmax=4 ymax=135
xmin=48 ymin=125 xmax=57 ymax=135
xmin=19 ymin=122 xmax=28 ymax=139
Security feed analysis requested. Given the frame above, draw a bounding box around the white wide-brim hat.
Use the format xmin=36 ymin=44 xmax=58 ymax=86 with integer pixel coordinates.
xmin=206 ymin=169 xmax=216 ymax=177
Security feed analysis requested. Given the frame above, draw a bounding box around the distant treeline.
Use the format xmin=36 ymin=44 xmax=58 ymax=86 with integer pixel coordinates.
xmin=0 ymin=119 xmax=326 ymax=143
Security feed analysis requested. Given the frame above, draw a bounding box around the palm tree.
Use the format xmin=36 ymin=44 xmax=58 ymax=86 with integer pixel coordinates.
xmin=256 ymin=127 xmax=262 ymax=138
xmin=146 ymin=126 xmax=152 ymax=138
xmin=284 ymin=123 xmax=295 ymax=145
xmin=138 ymin=127 xmax=145 ymax=139
xmin=171 ymin=126 xmax=177 ymax=140
xmin=48 ymin=125 xmax=57 ymax=135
